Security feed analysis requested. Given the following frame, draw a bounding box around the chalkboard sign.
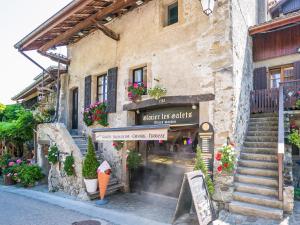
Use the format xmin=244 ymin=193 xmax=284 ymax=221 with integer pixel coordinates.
xmin=173 ymin=171 xmax=215 ymax=225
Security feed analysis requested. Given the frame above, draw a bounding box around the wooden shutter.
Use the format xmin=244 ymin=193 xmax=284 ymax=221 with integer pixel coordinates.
xmin=84 ymin=75 xmax=92 ymax=108
xmin=253 ymin=67 xmax=267 ymax=90
xmin=107 ymin=67 xmax=118 ymax=113
xmin=294 ymin=61 xmax=300 ymax=80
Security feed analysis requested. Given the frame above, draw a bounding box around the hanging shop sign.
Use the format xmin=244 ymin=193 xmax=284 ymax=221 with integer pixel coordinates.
xmin=139 ymin=106 xmax=199 ymax=126
xmin=94 ymin=126 xmax=168 ymax=141
xmin=198 ymin=122 xmax=214 ymax=173
xmin=173 ymin=170 xmax=215 ymax=225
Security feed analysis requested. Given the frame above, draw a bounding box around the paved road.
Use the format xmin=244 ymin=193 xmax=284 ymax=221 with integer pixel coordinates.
xmin=0 ymin=190 xmax=109 ymax=225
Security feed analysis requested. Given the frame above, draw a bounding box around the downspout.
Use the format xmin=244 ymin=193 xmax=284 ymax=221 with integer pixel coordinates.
xmin=54 ymin=61 xmax=61 ymax=122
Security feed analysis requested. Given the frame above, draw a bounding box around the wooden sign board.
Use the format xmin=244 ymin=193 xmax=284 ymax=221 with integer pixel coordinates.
xmin=199 ymin=122 xmax=214 ymax=173
xmin=173 ymin=171 xmax=215 ymax=225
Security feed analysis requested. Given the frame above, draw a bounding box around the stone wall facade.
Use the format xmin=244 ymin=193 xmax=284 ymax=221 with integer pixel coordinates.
xmin=55 ymin=0 xmax=257 ymax=203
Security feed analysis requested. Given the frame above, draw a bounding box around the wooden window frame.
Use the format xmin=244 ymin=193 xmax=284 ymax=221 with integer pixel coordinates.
xmin=167 ymin=1 xmax=178 ymax=26
xmin=268 ymin=64 xmax=294 ymax=88
xmin=97 ymin=74 xmax=107 ymax=102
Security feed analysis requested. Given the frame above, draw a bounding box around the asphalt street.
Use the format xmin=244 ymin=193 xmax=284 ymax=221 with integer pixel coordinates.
xmin=0 ymin=190 xmax=108 ymax=225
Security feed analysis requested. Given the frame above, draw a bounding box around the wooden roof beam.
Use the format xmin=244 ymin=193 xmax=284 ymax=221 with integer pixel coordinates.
xmin=20 ymin=0 xmax=95 ymax=50
xmin=93 ymin=20 xmax=119 ymax=41
xmin=39 ymin=0 xmax=137 ymax=52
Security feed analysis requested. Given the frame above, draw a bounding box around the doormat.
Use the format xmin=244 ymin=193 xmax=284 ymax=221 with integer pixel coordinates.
xmin=72 ymin=220 xmax=101 ymax=225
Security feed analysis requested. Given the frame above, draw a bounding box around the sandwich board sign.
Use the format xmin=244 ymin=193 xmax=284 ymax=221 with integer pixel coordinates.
xmin=173 ymin=171 xmax=215 ymax=225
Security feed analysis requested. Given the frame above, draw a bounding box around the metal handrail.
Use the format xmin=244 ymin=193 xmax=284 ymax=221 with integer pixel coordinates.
xmin=277 ymin=85 xmax=284 ymax=201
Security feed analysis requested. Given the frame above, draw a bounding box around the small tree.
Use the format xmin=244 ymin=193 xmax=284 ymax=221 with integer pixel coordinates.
xmin=194 ymin=146 xmax=214 ymax=196
xmin=82 ymin=136 xmax=100 ymax=179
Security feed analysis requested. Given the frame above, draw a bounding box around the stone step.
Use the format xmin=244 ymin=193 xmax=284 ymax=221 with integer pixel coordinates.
xmin=245 ymin=136 xmax=278 ymax=142
xmin=235 ymin=182 xmax=278 ymax=197
xmin=239 ymin=159 xmax=278 ymax=169
xmin=233 ymin=192 xmax=282 ymax=209
xmin=250 ymin=113 xmax=278 ymax=118
xmin=250 ymin=117 xmax=278 ymax=122
xmin=244 ymin=141 xmax=277 ymax=148
xmin=240 ymin=153 xmax=277 ymax=162
xmin=229 ymin=201 xmax=283 ymax=220
xmin=77 ymin=144 xmax=88 ymax=149
xmin=249 ymin=121 xmax=278 ymax=127
xmin=235 ymin=174 xmax=278 ymax=187
xmin=242 ymin=147 xmax=277 ymax=155
xmin=237 ymin=167 xmax=278 ymax=177
xmin=247 ymin=130 xmax=278 ymax=137
xmin=248 ymin=126 xmax=278 ymax=132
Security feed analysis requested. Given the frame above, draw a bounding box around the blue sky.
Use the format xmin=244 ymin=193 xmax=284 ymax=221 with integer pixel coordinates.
xmin=0 ymin=0 xmax=72 ymax=104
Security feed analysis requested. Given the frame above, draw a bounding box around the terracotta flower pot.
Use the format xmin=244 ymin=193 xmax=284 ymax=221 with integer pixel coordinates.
xmin=3 ymin=175 xmax=15 ymax=186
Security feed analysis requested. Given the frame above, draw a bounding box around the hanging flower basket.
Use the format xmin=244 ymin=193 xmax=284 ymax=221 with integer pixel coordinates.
xmin=83 ymin=102 xmax=109 ymax=127
xmin=128 ymin=82 xmax=147 ymax=102
xmin=112 ymin=141 xmax=125 ymax=151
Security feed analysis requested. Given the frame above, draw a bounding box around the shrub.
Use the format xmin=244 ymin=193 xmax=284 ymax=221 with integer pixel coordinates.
xmin=194 ymin=146 xmax=214 ymax=196
xmin=148 ymin=85 xmax=167 ymax=100
xmin=48 ymin=145 xmax=59 ymax=164
xmin=64 ymin=155 xmax=75 ymax=176
xmin=127 ymin=150 xmax=142 ymax=170
xmin=0 ymin=153 xmax=11 ymax=168
xmin=288 ymin=129 xmax=300 ymax=149
xmin=12 ymin=164 xmax=44 ymax=187
xmin=82 ymin=137 xmax=100 ymax=179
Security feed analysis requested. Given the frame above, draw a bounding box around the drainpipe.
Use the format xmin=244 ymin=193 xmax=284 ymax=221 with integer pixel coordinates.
xmin=54 ymin=61 xmax=61 ymax=122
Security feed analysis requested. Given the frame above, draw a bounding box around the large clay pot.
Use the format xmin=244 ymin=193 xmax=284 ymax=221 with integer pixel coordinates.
xmin=3 ymin=175 xmax=15 ymax=186
xmin=84 ymin=178 xmax=98 ymax=193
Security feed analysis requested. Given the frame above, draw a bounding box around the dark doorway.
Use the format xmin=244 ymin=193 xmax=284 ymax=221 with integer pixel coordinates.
xmin=72 ymin=88 xmax=78 ymax=130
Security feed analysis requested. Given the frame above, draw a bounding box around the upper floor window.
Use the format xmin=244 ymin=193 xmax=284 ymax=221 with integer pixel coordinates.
xmin=269 ymin=65 xmax=294 ymax=88
xmin=133 ymin=67 xmax=147 ymax=86
xmin=97 ymin=74 xmax=107 ymax=102
xmin=167 ymin=1 xmax=178 ymax=26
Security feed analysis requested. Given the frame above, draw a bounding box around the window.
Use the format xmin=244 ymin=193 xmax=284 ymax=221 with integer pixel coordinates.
xmin=167 ymin=2 xmax=178 ymax=26
xmin=269 ymin=65 xmax=294 ymax=88
xmin=97 ymin=74 xmax=107 ymax=102
xmin=133 ymin=67 xmax=147 ymax=86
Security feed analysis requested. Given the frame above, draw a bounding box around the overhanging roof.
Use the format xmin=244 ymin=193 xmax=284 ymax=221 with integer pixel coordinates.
xmin=15 ymin=0 xmax=150 ymax=51
xmin=12 ymin=66 xmax=67 ymax=101
xmin=249 ymin=11 xmax=300 ymax=35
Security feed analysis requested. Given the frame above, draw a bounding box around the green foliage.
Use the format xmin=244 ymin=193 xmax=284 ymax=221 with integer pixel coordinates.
xmin=194 ymin=146 xmax=214 ymax=196
xmin=112 ymin=141 xmax=124 ymax=151
xmin=0 ymin=103 xmax=5 ymax=115
xmin=148 ymin=85 xmax=167 ymax=100
xmin=216 ymin=144 xmax=236 ymax=173
xmin=0 ymin=153 xmax=11 ymax=168
xmin=82 ymin=136 xmax=100 ymax=179
xmin=127 ymin=82 xmax=147 ymax=101
xmin=127 ymin=150 xmax=142 ymax=170
xmin=288 ymin=129 xmax=300 ymax=148
xmin=83 ymin=102 xmax=108 ymax=127
xmin=13 ymin=164 xmax=44 ymax=187
xmin=0 ymin=104 xmax=23 ymax=122
xmin=296 ymin=99 xmax=300 ymax=109
xmin=64 ymin=155 xmax=75 ymax=176
xmin=48 ymin=145 xmax=59 ymax=164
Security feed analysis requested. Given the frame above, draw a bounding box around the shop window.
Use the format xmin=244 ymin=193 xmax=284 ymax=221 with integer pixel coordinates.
xmin=97 ymin=74 xmax=107 ymax=102
xmin=167 ymin=2 xmax=178 ymax=26
xmin=132 ymin=66 xmax=147 ymax=93
xmin=269 ymin=65 xmax=294 ymax=88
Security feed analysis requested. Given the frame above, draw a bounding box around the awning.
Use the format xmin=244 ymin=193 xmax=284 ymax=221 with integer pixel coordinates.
xmin=92 ymin=125 xmax=170 ymax=141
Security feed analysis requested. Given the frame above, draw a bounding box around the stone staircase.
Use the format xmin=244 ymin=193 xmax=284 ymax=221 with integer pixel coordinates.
xmin=229 ymin=113 xmax=283 ymax=220
xmin=72 ymin=134 xmax=123 ymax=199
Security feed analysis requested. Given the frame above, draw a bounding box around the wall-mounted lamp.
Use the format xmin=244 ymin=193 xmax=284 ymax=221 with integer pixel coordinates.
xmin=200 ymin=0 xmax=215 ymax=16
xmin=136 ymin=109 xmax=140 ymax=114
xmin=192 ymin=104 xmax=198 ymax=110
xmin=297 ymin=47 xmax=300 ymax=53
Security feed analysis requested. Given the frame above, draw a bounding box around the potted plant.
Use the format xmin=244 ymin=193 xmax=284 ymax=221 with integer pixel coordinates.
xmin=126 ymin=150 xmax=142 ymax=192
xmin=82 ymin=136 xmax=100 ymax=193
xmin=148 ymin=85 xmax=167 ymax=100
xmin=83 ymin=102 xmax=108 ymax=127
xmin=127 ymin=82 xmax=147 ymax=102
xmin=215 ymin=143 xmax=236 ymax=174
xmin=112 ymin=140 xmax=125 ymax=151
xmin=64 ymin=155 xmax=75 ymax=176
xmin=47 ymin=145 xmax=59 ymax=164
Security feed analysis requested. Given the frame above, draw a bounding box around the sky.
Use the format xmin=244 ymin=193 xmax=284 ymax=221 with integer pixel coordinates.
xmin=0 ymin=0 xmax=72 ymax=104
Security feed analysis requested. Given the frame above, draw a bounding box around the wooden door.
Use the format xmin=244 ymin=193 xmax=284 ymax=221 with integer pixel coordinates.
xmin=72 ymin=88 xmax=78 ymax=130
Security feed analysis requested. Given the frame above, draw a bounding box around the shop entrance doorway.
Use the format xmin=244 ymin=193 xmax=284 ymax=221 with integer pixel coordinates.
xmin=135 ymin=126 xmax=198 ymax=198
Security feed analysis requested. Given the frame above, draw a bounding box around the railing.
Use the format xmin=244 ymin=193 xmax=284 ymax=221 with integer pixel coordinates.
xmin=281 ymin=79 xmax=300 ymax=110
xmin=277 ymin=85 xmax=284 ymax=201
xmin=250 ymin=88 xmax=279 ymax=113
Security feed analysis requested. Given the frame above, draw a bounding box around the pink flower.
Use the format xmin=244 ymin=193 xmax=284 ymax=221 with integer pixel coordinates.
xmin=133 ymin=83 xmax=138 ymax=88
xmin=8 ymin=162 xmax=15 ymax=167
xmin=16 ymin=159 xmax=22 ymax=164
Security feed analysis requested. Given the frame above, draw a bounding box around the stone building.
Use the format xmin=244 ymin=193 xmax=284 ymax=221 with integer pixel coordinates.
xmin=13 ymin=0 xmax=296 ymax=220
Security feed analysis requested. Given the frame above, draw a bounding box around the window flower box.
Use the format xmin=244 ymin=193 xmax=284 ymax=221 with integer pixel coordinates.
xmin=83 ymin=102 xmax=108 ymax=127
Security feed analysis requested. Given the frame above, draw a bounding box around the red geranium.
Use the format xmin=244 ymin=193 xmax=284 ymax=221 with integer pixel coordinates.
xmin=215 ymin=152 xmax=222 ymax=161
xmin=223 ymin=163 xmax=229 ymax=168
xmin=217 ymin=165 xmax=223 ymax=173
